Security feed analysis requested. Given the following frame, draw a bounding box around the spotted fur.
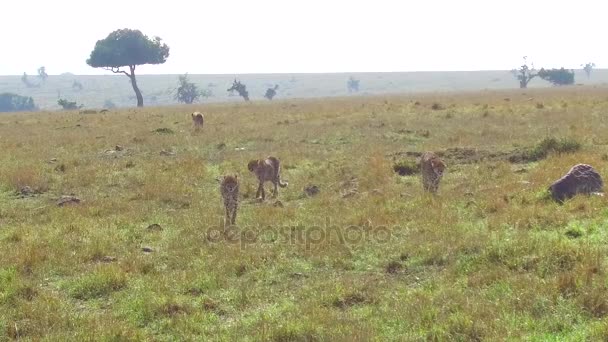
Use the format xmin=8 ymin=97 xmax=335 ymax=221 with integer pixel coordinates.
xmin=549 ymin=164 xmax=603 ymax=203
xmin=220 ymin=175 xmax=239 ymax=225
xmin=247 ymin=156 xmax=288 ymax=200
xmin=420 ymin=152 xmax=446 ymax=193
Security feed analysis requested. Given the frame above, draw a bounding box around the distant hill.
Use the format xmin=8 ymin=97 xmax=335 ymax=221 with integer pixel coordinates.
xmin=1 ymin=70 xmax=606 ymax=110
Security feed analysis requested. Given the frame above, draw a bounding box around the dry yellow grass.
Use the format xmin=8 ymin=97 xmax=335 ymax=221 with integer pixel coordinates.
xmin=2 ymin=86 xmax=608 ymax=340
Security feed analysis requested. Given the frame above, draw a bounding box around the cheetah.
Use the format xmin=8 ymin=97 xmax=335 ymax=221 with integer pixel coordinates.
xmin=220 ymin=175 xmax=239 ymax=225
xmin=191 ymin=112 xmax=204 ymax=131
xmin=247 ymin=156 xmax=288 ymax=200
xmin=420 ymin=152 xmax=446 ymax=193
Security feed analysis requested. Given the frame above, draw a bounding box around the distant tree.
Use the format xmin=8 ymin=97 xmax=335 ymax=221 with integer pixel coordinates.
xmin=103 ymin=99 xmax=117 ymax=109
xmin=511 ymin=56 xmax=538 ymax=89
xmin=86 ymin=28 xmax=170 ymax=107
xmin=72 ymin=80 xmax=83 ymax=91
xmin=0 ymin=93 xmax=37 ymax=112
xmin=175 ymin=73 xmax=201 ymax=104
xmin=264 ymin=85 xmax=279 ymax=100
xmin=347 ymin=76 xmax=360 ymax=93
xmin=581 ymin=62 xmax=595 ymax=79
xmin=227 ymin=79 xmax=249 ymax=101
xmin=200 ymin=89 xmax=213 ymax=99
xmin=538 ymin=68 xmax=575 ymax=86
xmin=37 ymin=66 xmax=48 ymax=84
xmin=57 ymin=98 xmax=82 ymax=110
xmin=21 ymin=72 xmax=38 ymax=88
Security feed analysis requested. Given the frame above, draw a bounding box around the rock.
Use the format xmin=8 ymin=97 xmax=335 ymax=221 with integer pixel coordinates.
xmin=549 ymin=164 xmax=603 ymax=203
xmin=289 ymin=272 xmax=308 ymax=278
xmin=160 ymin=149 xmax=176 ymax=156
xmin=57 ymin=195 xmax=81 ymax=206
xmin=142 ymin=246 xmax=153 ymax=253
xmin=20 ymin=186 xmax=35 ymax=197
xmin=341 ymin=189 xmax=358 ymax=198
xmin=153 ymin=128 xmax=174 ymax=134
xmin=115 ymin=145 xmax=124 ymax=151
xmin=304 ymin=185 xmax=320 ymax=197
xmin=146 ymin=223 xmax=163 ymax=231
xmin=100 ymin=256 xmax=117 ymax=263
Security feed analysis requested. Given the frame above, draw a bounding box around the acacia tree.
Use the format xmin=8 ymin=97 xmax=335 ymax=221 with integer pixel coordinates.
xmin=264 ymin=85 xmax=279 ymax=100
xmin=347 ymin=76 xmax=360 ymax=92
xmin=227 ymin=79 xmax=249 ymax=101
xmin=175 ymin=73 xmax=200 ymax=104
xmin=581 ymin=62 xmax=595 ymax=79
xmin=511 ymin=56 xmax=538 ymax=89
xmin=86 ymin=29 xmax=169 ymax=107
xmin=37 ymin=66 xmax=48 ymax=84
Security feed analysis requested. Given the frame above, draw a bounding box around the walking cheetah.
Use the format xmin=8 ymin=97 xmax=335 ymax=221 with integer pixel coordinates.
xmin=420 ymin=152 xmax=446 ymax=193
xmin=247 ymin=156 xmax=288 ymax=200
xmin=220 ymin=175 xmax=239 ymax=225
xmin=192 ymin=112 xmax=204 ymax=131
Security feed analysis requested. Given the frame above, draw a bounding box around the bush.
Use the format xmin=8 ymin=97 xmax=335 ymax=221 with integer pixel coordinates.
xmin=526 ymin=137 xmax=581 ymax=161
xmin=538 ymin=68 xmax=575 ymax=86
xmin=58 ymin=98 xmax=82 ymax=110
xmin=0 ymin=93 xmax=37 ymax=112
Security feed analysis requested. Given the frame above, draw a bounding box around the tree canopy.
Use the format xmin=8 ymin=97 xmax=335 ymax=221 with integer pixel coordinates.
xmin=86 ymin=29 xmax=169 ymax=107
xmin=538 ymin=68 xmax=575 ymax=86
xmin=86 ymin=29 xmax=169 ymax=70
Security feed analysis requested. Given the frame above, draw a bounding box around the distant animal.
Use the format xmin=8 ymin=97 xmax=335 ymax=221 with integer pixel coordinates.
xmin=548 ymin=164 xmax=603 ymax=203
xmin=248 ymin=156 xmax=288 ymax=200
xmin=220 ymin=175 xmax=239 ymax=225
xmin=191 ymin=112 xmax=204 ymax=130
xmin=420 ymin=152 xmax=446 ymax=193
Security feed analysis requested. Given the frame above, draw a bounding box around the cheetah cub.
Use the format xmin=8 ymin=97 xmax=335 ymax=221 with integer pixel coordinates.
xmin=247 ymin=156 xmax=288 ymax=200
xmin=220 ymin=175 xmax=239 ymax=225
xmin=420 ymin=152 xmax=446 ymax=193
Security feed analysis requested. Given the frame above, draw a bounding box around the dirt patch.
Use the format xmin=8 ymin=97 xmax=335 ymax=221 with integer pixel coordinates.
xmin=391 ymin=147 xmax=538 ymax=167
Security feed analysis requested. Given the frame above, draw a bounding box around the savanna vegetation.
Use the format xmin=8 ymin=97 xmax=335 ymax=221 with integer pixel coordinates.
xmin=2 ymin=86 xmax=608 ymax=340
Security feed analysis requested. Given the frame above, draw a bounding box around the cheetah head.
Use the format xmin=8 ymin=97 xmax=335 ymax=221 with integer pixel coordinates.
xmin=432 ymin=159 xmax=446 ymax=177
xmin=247 ymin=160 xmax=260 ymax=172
xmin=223 ymin=175 xmax=239 ymax=192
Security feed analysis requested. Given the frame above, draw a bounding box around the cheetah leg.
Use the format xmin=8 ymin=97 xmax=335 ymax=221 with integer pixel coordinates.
xmin=272 ymin=181 xmax=278 ymax=198
xmin=260 ymin=183 xmax=266 ymax=200
xmin=256 ymin=182 xmax=264 ymax=199
xmin=231 ymin=206 xmax=237 ymax=225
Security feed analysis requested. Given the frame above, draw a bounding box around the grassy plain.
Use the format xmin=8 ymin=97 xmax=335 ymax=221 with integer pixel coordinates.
xmin=2 ymin=86 xmax=608 ymax=340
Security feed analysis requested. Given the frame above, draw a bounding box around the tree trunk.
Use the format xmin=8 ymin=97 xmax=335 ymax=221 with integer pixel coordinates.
xmin=520 ymin=79 xmax=527 ymax=88
xmin=128 ymin=65 xmax=144 ymax=107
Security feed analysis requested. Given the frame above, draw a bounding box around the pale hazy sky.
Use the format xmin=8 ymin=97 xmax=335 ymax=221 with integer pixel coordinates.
xmin=1 ymin=0 xmax=605 ymax=75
